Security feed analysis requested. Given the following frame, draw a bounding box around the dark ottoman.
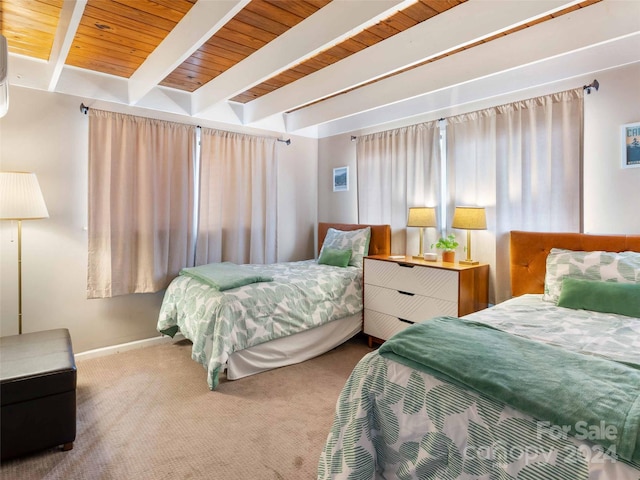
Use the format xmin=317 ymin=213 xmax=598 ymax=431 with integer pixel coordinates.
xmin=1 ymin=328 xmax=77 ymax=461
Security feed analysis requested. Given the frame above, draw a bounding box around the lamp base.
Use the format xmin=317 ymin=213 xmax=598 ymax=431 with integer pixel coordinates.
xmin=459 ymin=259 xmax=479 ymax=265
xmin=412 ymin=255 xmax=424 ymax=260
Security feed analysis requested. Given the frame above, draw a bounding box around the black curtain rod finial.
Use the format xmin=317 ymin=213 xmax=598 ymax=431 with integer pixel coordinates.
xmin=278 ymin=138 xmax=291 ymax=145
xmin=80 ymin=103 xmax=89 ymax=114
xmin=584 ymin=79 xmax=599 ymax=94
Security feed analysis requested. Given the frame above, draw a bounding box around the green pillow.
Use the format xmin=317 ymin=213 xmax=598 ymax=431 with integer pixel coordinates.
xmin=543 ymin=249 xmax=640 ymax=303
xmin=557 ymin=277 xmax=640 ymax=317
xmin=319 ymin=227 xmax=371 ymax=268
xmin=318 ymin=247 xmax=352 ymax=268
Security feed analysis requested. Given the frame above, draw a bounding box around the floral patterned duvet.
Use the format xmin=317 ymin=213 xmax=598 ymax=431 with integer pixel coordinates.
xmin=157 ymin=260 xmax=363 ymax=389
xmin=318 ymin=295 xmax=640 ymax=479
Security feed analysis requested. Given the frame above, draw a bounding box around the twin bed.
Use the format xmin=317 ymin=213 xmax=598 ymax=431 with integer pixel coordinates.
xmin=318 ymin=230 xmax=640 ymax=480
xmin=157 ymin=222 xmax=391 ymax=389
xmin=157 ymin=226 xmax=640 ymax=479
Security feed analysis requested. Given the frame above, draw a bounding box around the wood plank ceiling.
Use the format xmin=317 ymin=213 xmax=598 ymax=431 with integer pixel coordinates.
xmin=2 ymin=0 xmax=65 ymax=60
xmin=224 ymin=0 xmax=463 ymax=103
xmin=67 ymin=0 xmax=197 ymax=78
xmin=1 ymin=0 xmax=604 ymax=117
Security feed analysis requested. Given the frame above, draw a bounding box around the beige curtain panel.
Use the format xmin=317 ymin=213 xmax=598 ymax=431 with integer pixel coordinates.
xmin=195 ymin=129 xmax=277 ymax=266
xmin=355 ymin=88 xmax=583 ymax=304
xmin=87 ymin=109 xmax=196 ymax=298
xmin=356 ymin=121 xmax=442 ymax=255
xmin=447 ymin=88 xmax=584 ymax=303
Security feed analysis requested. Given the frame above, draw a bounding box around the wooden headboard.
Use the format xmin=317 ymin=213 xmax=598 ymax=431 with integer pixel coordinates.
xmin=510 ymin=230 xmax=640 ymax=297
xmin=318 ymin=223 xmax=392 ymax=257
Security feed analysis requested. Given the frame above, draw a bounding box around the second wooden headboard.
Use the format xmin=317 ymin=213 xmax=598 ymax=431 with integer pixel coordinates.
xmin=318 ymin=223 xmax=392 ymax=257
xmin=510 ymin=230 xmax=640 ymax=297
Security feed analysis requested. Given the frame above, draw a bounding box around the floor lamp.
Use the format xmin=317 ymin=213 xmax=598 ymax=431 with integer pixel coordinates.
xmin=452 ymin=206 xmax=486 ymax=265
xmin=0 ymin=172 xmax=49 ymax=334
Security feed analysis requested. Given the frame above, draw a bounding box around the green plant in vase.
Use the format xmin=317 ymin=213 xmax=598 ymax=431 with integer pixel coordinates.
xmin=431 ymin=234 xmax=459 ymax=263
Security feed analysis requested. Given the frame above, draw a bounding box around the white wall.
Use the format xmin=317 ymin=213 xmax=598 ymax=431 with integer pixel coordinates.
xmin=317 ymin=134 xmax=358 ymax=224
xmin=583 ymin=62 xmax=640 ymax=234
xmin=0 ymin=86 xmax=318 ymax=352
xmin=277 ymin=135 xmax=318 ymax=260
xmin=317 ymin=62 xmax=640 ymax=247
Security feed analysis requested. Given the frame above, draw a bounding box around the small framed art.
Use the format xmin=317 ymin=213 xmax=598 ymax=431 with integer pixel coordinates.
xmin=622 ymin=122 xmax=640 ymax=168
xmin=333 ymin=166 xmax=349 ymax=192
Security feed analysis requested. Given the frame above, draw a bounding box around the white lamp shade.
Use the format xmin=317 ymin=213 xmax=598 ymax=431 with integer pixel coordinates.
xmin=451 ymin=206 xmax=486 ymax=230
xmin=0 ymin=172 xmax=49 ymax=220
xmin=407 ymin=207 xmax=437 ymax=228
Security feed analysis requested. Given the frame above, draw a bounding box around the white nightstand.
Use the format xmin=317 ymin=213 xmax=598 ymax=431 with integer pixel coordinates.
xmin=363 ymin=255 xmax=489 ymax=346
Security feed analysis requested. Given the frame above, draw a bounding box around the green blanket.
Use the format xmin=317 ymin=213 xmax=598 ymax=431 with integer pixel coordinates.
xmin=179 ymin=262 xmax=273 ymax=291
xmin=379 ymin=316 xmax=640 ymax=463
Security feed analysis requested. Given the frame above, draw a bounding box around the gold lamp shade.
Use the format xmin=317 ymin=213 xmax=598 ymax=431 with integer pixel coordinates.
xmin=407 ymin=207 xmax=437 ymax=259
xmin=451 ymin=206 xmax=486 ymax=265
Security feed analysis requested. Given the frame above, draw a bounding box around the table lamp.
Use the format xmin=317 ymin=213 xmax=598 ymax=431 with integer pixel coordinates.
xmin=407 ymin=207 xmax=437 ymax=259
xmin=451 ymin=206 xmax=486 ymax=265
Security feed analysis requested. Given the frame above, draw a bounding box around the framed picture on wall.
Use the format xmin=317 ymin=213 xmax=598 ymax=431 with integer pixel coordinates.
xmin=333 ymin=166 xmax=349 ymax=192
xmin=622 ymin=122 xmax=640 ymax=168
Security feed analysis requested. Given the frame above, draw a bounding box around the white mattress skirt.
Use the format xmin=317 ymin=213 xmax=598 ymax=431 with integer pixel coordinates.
xmin=226 ymin=313 xmax=362 ymax=380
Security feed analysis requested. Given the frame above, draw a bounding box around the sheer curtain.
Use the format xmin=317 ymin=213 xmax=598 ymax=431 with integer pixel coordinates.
xmin=357 ymin=122 xmax=441 ymax=253
xmin=448 ymin=88 xmax=584 ymax=302
xmin=195 ymin=129 xmax=277 ymax=265
xmin=87 ymin=109 xmax=196 ymax=298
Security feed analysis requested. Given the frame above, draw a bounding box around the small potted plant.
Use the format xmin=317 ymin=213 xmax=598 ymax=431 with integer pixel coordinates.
xmin=431 ymin=234 xmax=459 ymax=263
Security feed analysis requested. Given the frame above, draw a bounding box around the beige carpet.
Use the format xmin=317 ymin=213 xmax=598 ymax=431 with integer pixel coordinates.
xmin=0 ymin=335 xmax=373 ymax=480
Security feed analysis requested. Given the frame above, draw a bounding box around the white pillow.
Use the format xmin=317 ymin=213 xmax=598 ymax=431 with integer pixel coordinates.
xmin=319 ymin=227 xmax=371 ymax=268
xmin=543 ymin=248 xmax=640 ymax=303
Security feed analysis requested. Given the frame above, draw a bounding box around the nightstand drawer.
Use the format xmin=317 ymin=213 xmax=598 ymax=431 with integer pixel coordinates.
xmin=364 ymin=259 xmax=458 ymax=301
xmin=364 ymin=309 xmax=415 ymax=340
xmin=364 ymin=284 xmax=458 ymax=323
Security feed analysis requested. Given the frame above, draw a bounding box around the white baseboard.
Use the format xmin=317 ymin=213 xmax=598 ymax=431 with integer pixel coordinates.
xmin=74 ymin=333 xmax=185 ymax=361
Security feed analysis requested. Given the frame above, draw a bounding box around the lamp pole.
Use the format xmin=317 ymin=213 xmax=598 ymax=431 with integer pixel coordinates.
xmin=0 ymin=171 xmax=49 ymax=335
xmin=17 ymin=219 xmax=23 ymax=334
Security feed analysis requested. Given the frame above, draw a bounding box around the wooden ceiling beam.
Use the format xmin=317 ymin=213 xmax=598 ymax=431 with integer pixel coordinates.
xmin=193 ymin=0 xmax=411 ymax=117
xmin=289 ymin=0 xmax=636 ymax=134
xmin=47 ymin=0 xmax=86 ymax=91
xmin=128 ymin=0 xmax=250 ymax=105
xmin=246 ymin=0 xmax=580 ymax=125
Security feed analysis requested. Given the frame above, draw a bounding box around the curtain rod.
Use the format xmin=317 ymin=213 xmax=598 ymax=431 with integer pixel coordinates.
xmin=349 ymin=80 xmax=599 ymax=140
xmin=350 ymin=117 xmax=446 ymax=141
xmin=79 ymin=103 xmax=291 ymax=145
